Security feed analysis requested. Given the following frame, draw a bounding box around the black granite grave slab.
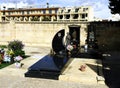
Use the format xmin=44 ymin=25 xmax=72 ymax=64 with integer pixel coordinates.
xmin=25 ymin=29 xmax=67 ymax=79
xmin=25 ymin=55 xmax=67 ymax=79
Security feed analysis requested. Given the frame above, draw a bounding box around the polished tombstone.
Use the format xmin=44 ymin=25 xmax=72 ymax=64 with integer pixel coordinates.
xmin=81 ymin=25 xmax=100 ymax=59
xmin=86 ymin=25 xmax=98 ymax=49
xmin=25 ymin=25 xmax=101 ymax=79
xmin=25 ymin=29 xmax=67 ymax=79
xmin=52 ymin=29 xmax=65 ymax=54
xmin=25 ymin=25 xmax=85 ymax=79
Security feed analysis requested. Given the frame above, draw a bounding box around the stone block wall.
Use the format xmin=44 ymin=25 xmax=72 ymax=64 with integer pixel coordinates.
xmin=0 ymin=21 xmax=88 ymax=47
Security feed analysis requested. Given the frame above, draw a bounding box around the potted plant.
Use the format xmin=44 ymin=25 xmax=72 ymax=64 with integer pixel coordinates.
xmin=7 ymin=40 xmax=25 ymax=63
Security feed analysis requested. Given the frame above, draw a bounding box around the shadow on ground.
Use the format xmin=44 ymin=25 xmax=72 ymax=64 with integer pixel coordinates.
xmin=86 ymin=63 xmax=98 ymax=74
xmin=75 ymin=50 xmax=120 ymax=88
xmin=102 ymin=52 xmax=120 ymax=88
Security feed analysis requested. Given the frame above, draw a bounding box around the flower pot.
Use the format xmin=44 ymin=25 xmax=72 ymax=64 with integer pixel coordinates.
xmin=15 ymin=62 xmax=21 ymax=68
xmin=79 ymin=64 xmax=86 ymax=72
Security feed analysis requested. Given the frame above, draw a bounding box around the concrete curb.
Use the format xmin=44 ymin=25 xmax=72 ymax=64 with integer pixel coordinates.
xmin=96 ymin=60 xmax=105 ymax=84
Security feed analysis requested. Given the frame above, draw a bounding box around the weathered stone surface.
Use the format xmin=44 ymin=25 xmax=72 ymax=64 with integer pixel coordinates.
xmin=0 ymin=22 xmax=88 ymax=47
xmin=59 ymin=58 xmax=105 ymax=84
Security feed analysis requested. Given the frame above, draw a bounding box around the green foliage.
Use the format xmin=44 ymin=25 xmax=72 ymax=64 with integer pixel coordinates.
xmin=0 ymin=54 xmax=3 ymax=61
xmin=0 ymin=63 xmax=11 ymax=69
xmin=13 ymin=50 xmax=25 ymax=57
xmin=7 ymin=40 xmax=25 ymax=57
xmin=8 ymin=40 xmax=24 ymax=51
xmin=0 ymin=45 xmax=7 ymax=49
xmin=109 ymin=0 xmax=120 ymax=14
xmin=6 ymin=49 xmax=14 ymax=56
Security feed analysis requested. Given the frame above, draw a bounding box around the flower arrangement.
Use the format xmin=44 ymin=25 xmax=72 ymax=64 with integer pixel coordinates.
xmin=8 ymin=40 xmax=25 ymax=57
xmin=67 ymin=44 xmax=73 ymax=51
xmin=7 ymin=49 xmax=14 ymax=56
xmin=14 ymin=56 xmax=23 ymax=62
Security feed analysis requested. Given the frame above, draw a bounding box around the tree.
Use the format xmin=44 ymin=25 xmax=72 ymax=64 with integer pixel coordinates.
xmin=109 ymin=0 xmax=120 ymax=14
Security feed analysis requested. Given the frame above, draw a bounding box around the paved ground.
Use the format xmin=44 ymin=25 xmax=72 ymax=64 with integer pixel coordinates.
xmin=59 ymin=58 xmax=101 ymax=84
xmin=0 ymin=46 xmax=108 ymax=88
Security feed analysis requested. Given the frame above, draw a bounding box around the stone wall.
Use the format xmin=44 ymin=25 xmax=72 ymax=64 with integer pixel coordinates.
xmin=90 ymin=21 xmax=120 ymax=51
xmin=0 ymin=21 xmax=88 ymax=47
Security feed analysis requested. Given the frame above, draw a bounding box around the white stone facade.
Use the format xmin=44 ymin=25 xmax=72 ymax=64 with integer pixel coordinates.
xmin=0 ymin=21 xmax=88 ymax=47
xmin=0 ymin=7 xmax=58 ymax=22
xmin=57 ymin=6 xmax=94 ymax=21
xmin=0 ymin=6 xmax=94 ymax=22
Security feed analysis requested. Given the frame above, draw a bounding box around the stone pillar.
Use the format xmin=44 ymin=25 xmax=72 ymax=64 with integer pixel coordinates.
xmin=29 ymin=17 xmax=32 ymax=21
xmin=51 ymin=16 xmax=55 ymax=22
xmin=40 ymin=16 xmax=43 ymax=22
xmin=78 ymin=14 xmax=81 ymax=21
xmin=63 ymin=15 xmax=65 ymax=21
xmin=14 ymin=17 xmax=19 ymax=21
xmin=10 ymin=17 xmax=13 ymax=21
xmin=19 ymin=17 xmax=22 ymax=21
xmin=57 ymin=15 xmax=59 ymax=21
xmin=5 ymin=17 xmax=10 ymax=21
xmin=70 ymin=14 xmax=73 ymax=21
xmin=24 ymin=17 xmax=28 ymax=21
xmin=80 ymin=24 xmax=87 ymax=46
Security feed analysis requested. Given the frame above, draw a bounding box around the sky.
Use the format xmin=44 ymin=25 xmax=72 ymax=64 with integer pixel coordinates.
xmin=0 ymin=0 xmax=120 ymax=20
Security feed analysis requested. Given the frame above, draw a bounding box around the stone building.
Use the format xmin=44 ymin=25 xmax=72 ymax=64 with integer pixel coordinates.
xmin=0 ymin=6 xmax=93 ymax=22
xmin=57 ymin=6 xmax=94 ymax=21
xmin=0 ymin=7 xmax=58 ymax=22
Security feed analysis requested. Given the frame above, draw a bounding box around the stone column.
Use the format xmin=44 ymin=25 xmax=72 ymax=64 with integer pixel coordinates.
xmin=24 ymin=17 xmax=28 ymax=21
xmin=10 ymin=17 xmax=13 ymax=21
xmin=78 ymin=14 xmax=81 ymax=21
xmin=19 ymin=17 xmax=22 ymax=21
xmin=70 ymin=14 xmax=73 ymax=21
xmin=14 ymin=17 xmax=19 ymax=21
xmin=63 ymin=15 xmax=65 ymax=21
xmin=51 ymin=16 xmax=55 ymax=22
xmin=28 ymin=17 xmax=31 ymax=21
xmin=57 ymin=15 xmax=59 ymax=21
xmin=40 ymin=16 xmax=43 ymax=22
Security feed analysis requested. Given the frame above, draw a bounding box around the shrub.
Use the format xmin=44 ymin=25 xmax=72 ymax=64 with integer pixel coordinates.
xmin=8 ymin=40 xmax=24 ymax=51
xmin=13 ymin=50 xmax=25 ymax=57
xmin=0 ymin=45 xmax=7 ymax=49
xmin=8 ymin=40 xmax=25 ymax=57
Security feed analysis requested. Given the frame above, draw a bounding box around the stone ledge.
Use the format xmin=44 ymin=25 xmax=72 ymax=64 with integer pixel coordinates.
xmin=97 ymin=76 xmax=105 ymax=84
xmin=59 ymin=58 xmax=100 ymax=84
xmin=97 ymin=60 xmax=105 ymax=84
